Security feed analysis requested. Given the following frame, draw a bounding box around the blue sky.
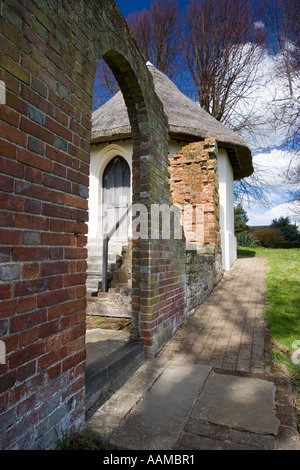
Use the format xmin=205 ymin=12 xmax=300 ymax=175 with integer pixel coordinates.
xmin=115 ymin=0 xmax=154 ymax=16
xmin=115 ymin=0 xmax=189 ymax=17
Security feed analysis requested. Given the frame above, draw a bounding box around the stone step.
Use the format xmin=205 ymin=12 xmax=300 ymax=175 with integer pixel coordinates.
xmin=87 ymin=254 xmax=118 ymax=263
xmin=86 ymin=281 xmax=102 ymax=296
xmin=86 ymin=240 xmax=131 ymax=294
xmin=85 ymin=340 xmax=145 ymax=411
xmin=86 ymin=288 xmax=132 ymax=317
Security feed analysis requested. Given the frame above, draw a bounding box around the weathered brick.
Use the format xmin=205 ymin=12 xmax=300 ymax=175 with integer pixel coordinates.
xmin=10 ymin=309 xmax=47 ymax=333
xmin=43 ymin=174 xmax=71 ymax=193
xmin=12 ymin=246 xmax=48 ymax=261
xmin=0 ymin=192 xmax=24 ymax=212
xmin=64 ymin=194 xmax=88 ymax=210
xmin=0 ymin=228 xmax=22 ymax=245
xmin=40 ymin=260 xmax=69 ymax=276
xmin=9 ymin=341 xmax=46 ymax=369
xmin=0 ymin=103 xmax=19 ymax=126
xmin=14 ymin=213 xmax=49 ymax=230
xmin=0 ymin=139 xmax=18 ymax=160
xmin=63 ymin=272 xmax=86 ymax=287
xmin=37 ymin=346 xmax=68 ymax=372
xmin=31 ymin=75 xmax=48 ymax=98
xmin=0 ymin=371 xmax=17 ymax=394
xmin=53 ymin=135 xmax=68 ymax=151
xmin=24 ymin=166 xmax=43 ymax=184
xmin=0 ymin=264 xmax=21 ymax=281
xmin=22 ymin=231 xmax=42 ymax=245
xmin=24 ymin=199 xmax=41 ymax=215
xmin=27 ymin=136 xmax=45 ymax=156
xmin=64 ymin=247 xmax=87 ymax=260
xmin=17 ymin=296 xmax=37 ymax=313
xmin=37 ymin=289 xmax=68 ymax=308
xmin=42 ymin=203 xmax=72 ymax=220
xmin=0 ymin=299 xmax=17 ymax=318
xmin=45 ymin=144 xmax=73 ymax=167
xmin=0 ymin=121 xmax=27 ymax=147
xmin=0 ymin=318 xmax=9 ymax=336
xmin=20 ymin=116 xmax=53 ymax=146
xmin=46 ymin=116 xmax=73 ymax=142
xmin=0 ymin=209 xmax=17 ymax=227
xmin=19 ymin=327 xmax=39 ymax=347
xmin=0 ymin=52 xmax=30 ymax=85
xmin=28 ymin=105 xmax=46 ymax=126
xmin=57 ymin=83 xmax=71 ymax=101
xmin=0 ymin=173 xmax=15 ymax=192
xmin=2 ymin=3 xmax=23 ymax=31
xmin=21 ymin=264 xmax=40 ymax=280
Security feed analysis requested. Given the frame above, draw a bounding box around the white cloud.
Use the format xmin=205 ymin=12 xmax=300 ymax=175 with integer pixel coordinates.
xmin=252 ymin=149 xmax=298 ymax=190
xmin=242 ymin=148 xmax=300 ymax=227
xmin=235 ymin=48 xmax=299 ymax=152
xmin=254 ymin=21 xmax=265 ymax=30
xmin=247 ymin=201 xmax=300 ymax=227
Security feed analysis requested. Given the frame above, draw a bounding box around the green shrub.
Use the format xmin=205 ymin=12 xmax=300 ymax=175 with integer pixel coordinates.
xmin=251 ymin=227 xmax=284 ymax=248
xmin=56 ymin=430 xmax=104 ymax=450
xmin=236 ymin=231 xmax=259 ymax=247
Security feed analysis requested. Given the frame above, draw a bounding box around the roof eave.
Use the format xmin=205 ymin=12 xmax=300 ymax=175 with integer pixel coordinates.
xmin=91 ymin=127 xmax=254 ymax=180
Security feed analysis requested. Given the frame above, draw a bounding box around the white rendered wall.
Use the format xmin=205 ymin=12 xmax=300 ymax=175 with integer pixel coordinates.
xmin=218 ymin=148 xmax=237 ymax=271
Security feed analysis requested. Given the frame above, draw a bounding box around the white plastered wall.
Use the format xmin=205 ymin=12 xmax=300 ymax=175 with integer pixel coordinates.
xmin=218 ymin=148 xmax=237 ymax=271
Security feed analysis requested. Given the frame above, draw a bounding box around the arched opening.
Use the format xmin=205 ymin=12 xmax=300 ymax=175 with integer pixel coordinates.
xmin=85 ymin=51 xmax=151 ymax=410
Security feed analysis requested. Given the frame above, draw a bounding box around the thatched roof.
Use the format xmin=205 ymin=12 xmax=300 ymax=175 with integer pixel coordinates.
xmin=92 ymin=64 xmax=253 ymax=180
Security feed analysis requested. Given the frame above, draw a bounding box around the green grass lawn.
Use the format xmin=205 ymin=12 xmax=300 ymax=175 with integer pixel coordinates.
xmin=238 ymin=247 xmax=300 ymax=386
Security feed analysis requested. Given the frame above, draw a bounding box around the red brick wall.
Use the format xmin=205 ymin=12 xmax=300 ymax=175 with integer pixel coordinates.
xmin=169 ymin=139 xmax=221 ymax=249
xmin=0 ymin=0 xmax=185 ymax=449
xmin=169 ymin=139 xmax=223 ymax=315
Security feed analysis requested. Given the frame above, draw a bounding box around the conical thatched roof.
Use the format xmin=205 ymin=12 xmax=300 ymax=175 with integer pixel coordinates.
xmin=92 ymin=64 xmax=253 ymax=179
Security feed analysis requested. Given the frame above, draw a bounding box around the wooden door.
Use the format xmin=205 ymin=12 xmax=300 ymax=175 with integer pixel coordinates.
xmin=102 ymin=156 xmax=131 ymax=238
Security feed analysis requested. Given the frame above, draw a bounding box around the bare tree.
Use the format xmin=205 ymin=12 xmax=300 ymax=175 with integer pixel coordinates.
xmin=260 ymin=0 xmax=299 ymax=207
xmin=92 ymin=0 xmax=182 ymax=110
xmin=264 ymin=0 xmax=299 ymax=105
xmin=93 ymin=59 xmax=119 ymax=111
xmin=261 ymin=0 xmax=299 ymax=149
xmin=127 ymin=0 xmax=182 ymax=80
xmin=183 ymin=0 xmax=266 ymax=132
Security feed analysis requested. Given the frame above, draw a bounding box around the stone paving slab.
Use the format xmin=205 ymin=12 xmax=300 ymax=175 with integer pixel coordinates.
xmin=190 ymin=371 xmax=280 ymax=435
xmin=87 ymin=363 xmax=211 ymax=450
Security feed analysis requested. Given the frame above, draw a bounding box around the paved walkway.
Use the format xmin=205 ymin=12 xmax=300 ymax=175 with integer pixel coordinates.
xmin=85 ymin=257 xmax=300 ymax=450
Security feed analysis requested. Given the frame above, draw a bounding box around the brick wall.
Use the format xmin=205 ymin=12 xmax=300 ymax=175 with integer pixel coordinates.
xmin=0 ymin=0 xmax=186 ymax=449
xmin=169 ymin=139 xmax=223 ymax=314
xmin=169 ymin=139 xmax=221 ymax=248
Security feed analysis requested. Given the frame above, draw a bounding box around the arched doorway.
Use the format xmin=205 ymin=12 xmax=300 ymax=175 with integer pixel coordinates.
xmin=102 ymin=156 xmax=131 ymax=240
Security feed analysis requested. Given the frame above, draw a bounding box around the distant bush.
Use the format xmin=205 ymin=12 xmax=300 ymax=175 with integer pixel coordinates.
xmin=236 ymin=231 xmax=260 ymax=247
xmin=251 ymin=227 xmax=284 ymax=248
xmin=273 ymin=241 xmax=300 ymax=249
xmin=271 ymin=216 xmax=300 ymax=243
